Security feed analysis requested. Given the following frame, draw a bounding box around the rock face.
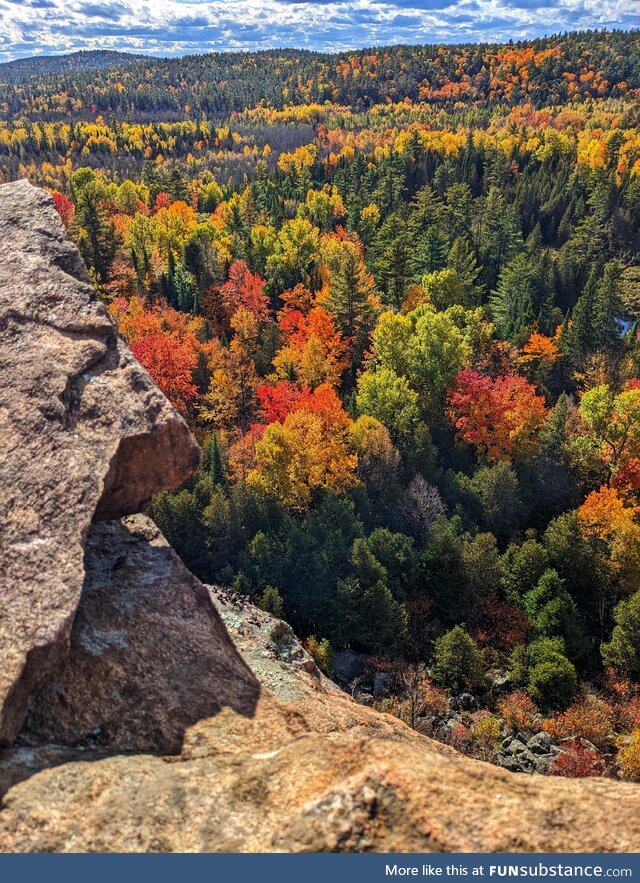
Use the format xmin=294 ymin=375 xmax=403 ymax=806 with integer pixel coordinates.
xmin=1 ymin=180 xmax=640 ymax=854
xmin=19 ymin=517 xmax=259 ymax=754
xmin=2 ymin=600 xmax=640 ymax=852
xmin=0 ymin=180 xmax=201 ymax=745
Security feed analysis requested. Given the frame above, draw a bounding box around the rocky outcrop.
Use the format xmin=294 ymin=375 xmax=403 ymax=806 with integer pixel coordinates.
xmin=2 ymin=601 xmax=640 ymax=852
xmin=210 ymin=586 xmax=337 ymax=700
xmin=1 ymin=179 xmax=203 ymax=745
xmin=499 ymin=732 xmax=561 ymax=775
xmin=19 ymin=517 xmax=259 ymax=754
xmin=1 ymin=180 xmax=640 ymax=853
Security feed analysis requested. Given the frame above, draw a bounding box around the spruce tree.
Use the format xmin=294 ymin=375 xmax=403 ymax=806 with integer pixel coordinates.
xmin=373 ymin=215 xmax=412 ymax=311
xmin=480 ymin=186 xmax=523 ymax=290
xmin=447 ymin=236 xmax=482 ymax=304
xmin=74 ymin=183 xmax=117 ymax=283
xmin=489 ymin=253 xmax=535 ymax=340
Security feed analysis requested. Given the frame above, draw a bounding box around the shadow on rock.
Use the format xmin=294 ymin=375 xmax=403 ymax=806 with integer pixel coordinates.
xmin=18 ymin=516 xmax=260 ymax=755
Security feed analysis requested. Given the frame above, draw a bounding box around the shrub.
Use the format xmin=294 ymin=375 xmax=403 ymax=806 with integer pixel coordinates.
xmin=550 ymin=739 xmax=606 ymax=778
xmin=529 ymin=656 xmax=577 ymax=711
xmin=423 ymin=682 xmax=450 ymax=716
xmin=471 ymin=711 xmax=502 ymax=761
xmin=543 ymin=694 xmax=615 ymax=749
xmin=497 ymin=690 xmax=540 ymax=733
xmin=616 ymin=697 xmax=640 ymax=733
xmin=394 ymin=664 xmax=439 ymax=729
xmin=430 ymin=626 xmax=485 ymax=693
xmin=259 ymin=585 xmax=284 ymax=618
xmin=617 ymin=730 xmax=640 ymax=781
xmin=602 ymin=667 xmax=638 ymax=700
xmin=446 ymin=722 xmax=473 ymax=753
xmin=305 ymin=636 xmax=335 ymax=676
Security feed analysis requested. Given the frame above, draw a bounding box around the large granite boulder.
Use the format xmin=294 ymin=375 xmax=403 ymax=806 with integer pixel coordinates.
xmin=0 ymin=180 xmax=201 ymax=744
xmin=19 ymin=517 xmax=259 ymax=754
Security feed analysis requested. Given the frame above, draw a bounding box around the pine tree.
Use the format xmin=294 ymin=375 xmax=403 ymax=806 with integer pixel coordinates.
xmin=480 ymin=186 xmax=523 ymax=290
xmin=411 ymin=226 xmax=448 ymax=279
xmin=193 ymin=348 xmax=211 ymax=395
xmin=160 ymin=249 xmax=178 ymax=308
xmin=489 ymin=253 xmax=536 ymax=340
xmin=561 ymin=263 xmax=621 ymax=363
xmin=327 ymin=243 xmax=377 ymax=358
xmin=532 ymin=249 xmax=557 ymax=335
xmin=174 ymin=261 xmax=197 ymax=313
xmin=602 ymin=590 xmax=640 ymax=677
xmin=373 ymin=215 xmax=412 ymax=311
xmin=408 ymin=184 xmax=443 ymax=236
xmin=374 ymin=153 xmax=406 ymax=216
xmin=74 ymin=183 xmax=117 ymax=283
xmin=447 ymin=236 xmax=482 ymax=303
xmin=524 ymin=569 xmax=586 ymax=661
xmin=204 ymin=433 xmax=227 ymax=487
xmin=591 ymin=262 xmax=622 ymax=350
xmin=168 ymin=168 xmax=188 ymax=202
xmin=430 ymin=626 xmax=485 ymax=692
xmin=445 ymin=182 xmax=474 ymax=241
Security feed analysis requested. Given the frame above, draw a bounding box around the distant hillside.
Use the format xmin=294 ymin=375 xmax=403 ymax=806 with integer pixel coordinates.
xmin=0 ymin=30 xmax=638 ymax=120
xmin=0 ymin=50 xmax=148 ymax=84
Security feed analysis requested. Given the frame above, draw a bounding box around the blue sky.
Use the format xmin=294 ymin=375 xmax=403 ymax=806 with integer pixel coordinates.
xmin=0 ymin=0 xmax=638 ymax=63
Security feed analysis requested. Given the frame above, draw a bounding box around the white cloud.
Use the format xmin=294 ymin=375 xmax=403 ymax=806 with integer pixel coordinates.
xmin=0 ymin=0 xmax=637 ymax=62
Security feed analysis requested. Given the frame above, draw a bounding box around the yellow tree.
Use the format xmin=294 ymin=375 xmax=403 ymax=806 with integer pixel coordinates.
xmin=248 ymin=409 xmax=357 ymax=509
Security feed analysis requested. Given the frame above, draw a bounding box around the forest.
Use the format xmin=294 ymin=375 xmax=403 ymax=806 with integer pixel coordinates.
xmin=4 ymin=29 xmax=640 ymax=780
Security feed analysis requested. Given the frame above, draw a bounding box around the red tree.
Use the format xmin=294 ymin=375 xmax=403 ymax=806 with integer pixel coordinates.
xmin=447 ymin=369 xmax=548 ymax=462
xmin=257 ymin=381 xmax=310 ymax=423
xmin=154 ymin=191 xmax=170 ymax=212
xmin=51 ymin=192 xmax=75 ymax=229
xmin=256 ymin=381 xmax=349 ymax=430
xmin=130 ymin=334 xmax=198 ymax=413
xmin=220 ymin=260 xmax=270 ymax=324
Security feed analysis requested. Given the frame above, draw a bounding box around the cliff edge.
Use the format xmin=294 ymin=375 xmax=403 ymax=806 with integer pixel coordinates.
xmin=0 ymin=180 xmax=639 ymax=853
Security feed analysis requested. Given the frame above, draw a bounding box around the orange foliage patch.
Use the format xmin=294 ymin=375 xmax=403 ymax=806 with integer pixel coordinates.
xmin=497 ymin=690 xmax=540 ymax=733
xmin=447 ymin=369 xmax=548 ymax=462
xmin=543 ymin=694 xmax=615 ymax=749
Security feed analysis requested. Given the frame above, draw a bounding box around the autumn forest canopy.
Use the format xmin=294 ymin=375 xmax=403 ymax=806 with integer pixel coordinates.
xmin=6 ymin=28 xmax=640 ymax=780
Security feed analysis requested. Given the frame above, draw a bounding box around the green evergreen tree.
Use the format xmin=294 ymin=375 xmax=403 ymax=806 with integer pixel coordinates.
xmin=74 ymin=182 xmax=117 ymax=283
xmin=412 ymin=226 xmax=448 ymax=279
xmin=160 ymin=248 xmax=178 ymax=307
xmin=602 ymin=590 xmax=640 ymax=677
xmin=489 ymin=253 xmax=536 ymax=341
xmin=445 ymin=182 xmax=474 ymax=241
xmin=523 ymin=569 xmax=585 ymax=660
xmin=430 ymin=625 xmax=485 ymax=693
xmin=259 ymin=585 xmax=285 ymax=618
xmin=326 ymin=243 xmax=376 ymax=358
xmin=447 ymin=236 xmax=482 ymax=304
xmin=480 ymin=186 xmax=523 ymax=290
xmin=174 ymin=261 xmax=198 ymax=313
xmin=562 ymin=262 xmax=621 ymax=364
xmin=334 ymin=576 xmax=408 ymax=655
xmin=372 ymin=215 xmax=413 ymax=311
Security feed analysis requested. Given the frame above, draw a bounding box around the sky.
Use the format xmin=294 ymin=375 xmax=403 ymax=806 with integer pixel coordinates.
xmin=0 ymin=0 xmax=638 ymax=64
